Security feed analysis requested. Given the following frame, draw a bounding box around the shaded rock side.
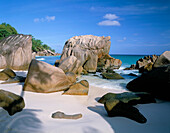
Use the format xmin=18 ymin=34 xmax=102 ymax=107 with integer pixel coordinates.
xmin=126 ymin=65 xmax=170 ymax=100
xmin=59 ymin=35 xmax=121 ymax=72
xmin=0 ymin=89 xmax=25 ymax=115
xmin=23 ymin=59 xmax=73 ymax=93
xmin=63 ymin=80 xmax=89 ymax=95
xmin=0 ymin=34 xmax=32 ymax=70
xmin=153 ymin=51 xmax=170 ymax=68
xmin=0 ymin=68 xmax=16 ymax=81
xmin=52 ymin=111 xmax=82 ymax=119
xmin=104 ymin=99 xmax=147 ymax=123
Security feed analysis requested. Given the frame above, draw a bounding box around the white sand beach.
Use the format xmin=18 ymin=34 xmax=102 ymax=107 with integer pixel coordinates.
xmin=0 ymin=71 xmax=170 ymax=133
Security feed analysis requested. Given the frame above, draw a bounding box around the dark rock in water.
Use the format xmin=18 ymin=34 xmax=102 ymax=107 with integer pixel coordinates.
xmin=0 ymin=34 xmax=32 ymax=70
xmin=98 ymin=92 xmax=156 ymax=105
xmin=104 ymin=99 xmax=147 ymax=123
xmin=0 ymin=89 xmax=25 ymax=115
xmin=52 ymin=111 xmax=82 ymax=119
xmin=124 ymin=64 xmax=136 ymax=70
xmin=1 ymin=76 xmax=26 ymax=84
xmin=153 ymin=51 xmax=170 ymax=68
xmin=128 ymin=73 xmax=138 ymax=77
xmin=0 ymin=68 xmax=16 ymax=81
xmin=23 ymin=59 xmax=73 ymax=93
xmin=63 ymin=80 xmax=89 ymax=95
xmin=102 ymin=72 xmax=124 ymax=79
xmin=127 ymin=65 xmax=170 ymax=100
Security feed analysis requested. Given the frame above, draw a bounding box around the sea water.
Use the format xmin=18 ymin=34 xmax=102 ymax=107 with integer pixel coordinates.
xmin=36 ymin=55 xmax=146 ymax=91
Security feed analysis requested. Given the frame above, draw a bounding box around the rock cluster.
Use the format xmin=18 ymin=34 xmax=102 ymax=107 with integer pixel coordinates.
xmin=36 ymin=50 xmax=60 ymax=56
xmin=0 ymin=89 xmax=25 ymax=115
xmin=98 ymin=92 xmax=156 ymax=123
xmin=57 ymin=35 xmax=122 ymax=74
xmin=0 ymin=34 xmax=32 ymax=70
xmin=126 ymin=51 xmax=170 ymax=100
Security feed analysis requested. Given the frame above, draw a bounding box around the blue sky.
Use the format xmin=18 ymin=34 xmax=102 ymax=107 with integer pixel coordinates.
xmin=1 ymin=0 xmax=170 ymax=55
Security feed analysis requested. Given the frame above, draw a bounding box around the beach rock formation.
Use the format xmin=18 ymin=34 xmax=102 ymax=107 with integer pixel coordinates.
xmin=59 ymin=55 xmax=82 ymax=74
xmin=59 ymin=35 xmax=122 ymax=73
xmin=23 ymin=59 xmax=73 ymax=93
xmin=0 ymin=34 xmax=32 ymax=70
xmin=63 ymin=80 xmax=89 ymax=95
xmin=52 ymin=111 xmax=82 ymax=119
xmin=0 ymin=89 xmax=25 ymax=115
xmin=98 ymin=92 xmax=156 ymax=105
xmin=65 ymin=72 xmax=77 ymax=84
xmin=153 ymin=51 xmax=170 ymax=68
xmin=127 ymin=65 xmax=170 ymax=100
xmin=36 ymin=50 xmax=60 ymax=56
xmin=98 ymin=92 xmax=156 ymax=123
xmin=0 ymin=68 xmax=16 ymax=81
xmin=104 ymin=99 xmax=147 ymax=123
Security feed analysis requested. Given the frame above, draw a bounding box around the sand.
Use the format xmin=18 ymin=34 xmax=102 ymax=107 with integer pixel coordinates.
xmin=0 ymin=71 xmax=170 ymax=133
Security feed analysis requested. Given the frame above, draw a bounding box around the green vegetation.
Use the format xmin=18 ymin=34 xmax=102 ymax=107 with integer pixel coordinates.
xmin=0 ymin=23 xmax=18 ymax=40
xmin=0 ymin=23 xmax=55 ymax=53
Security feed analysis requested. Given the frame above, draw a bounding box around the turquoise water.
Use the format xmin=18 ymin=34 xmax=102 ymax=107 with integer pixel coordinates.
xmin=35 ymin=55 xmax=144 ymax=90
xmin=36 ymin=55 xmax=145 ymax=68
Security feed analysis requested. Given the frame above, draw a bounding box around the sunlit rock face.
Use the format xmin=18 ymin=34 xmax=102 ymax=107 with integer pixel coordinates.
xmin=60 ymin=35 xmax=121 ymax=73
xmin=0 ymin=34 xmax=32 ymax=70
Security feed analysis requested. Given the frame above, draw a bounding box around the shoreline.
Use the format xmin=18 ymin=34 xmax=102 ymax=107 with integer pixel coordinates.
xmin=1 ymin=77 xmax=170 ymax=133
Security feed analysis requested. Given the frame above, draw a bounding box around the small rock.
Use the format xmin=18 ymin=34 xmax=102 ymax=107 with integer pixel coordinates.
xmin=63 ymin=80 xmax=89 ymax=95
xmin=52 ymin=111 xmax=82 ymax=119
xmin=1 ymin=76 xmax=26 ymax=84
xmin=0 ymin=68 xmax=16 ymax=81
xmin=102 ymin=72 xmax=124 ymax=79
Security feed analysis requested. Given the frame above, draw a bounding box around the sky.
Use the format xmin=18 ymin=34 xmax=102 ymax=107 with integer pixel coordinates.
xmin=0 ymin=0 xmax=170 ymax=55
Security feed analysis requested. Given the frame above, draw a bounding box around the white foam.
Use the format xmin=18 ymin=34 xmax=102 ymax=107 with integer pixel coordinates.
xmin=36 ymin=58 xmax=45 ymax=61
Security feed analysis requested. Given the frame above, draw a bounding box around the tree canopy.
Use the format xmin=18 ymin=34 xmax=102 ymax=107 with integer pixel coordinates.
xmin=0 ymin=23 xmax=55 ymax=53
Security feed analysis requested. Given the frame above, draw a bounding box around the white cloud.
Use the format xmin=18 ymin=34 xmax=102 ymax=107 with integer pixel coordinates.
xmin=98 ymin=20 xmax=120 ymax=26
xmin=34 ymin=16 xmax=55 ymax=22
xmin=117 ymin=37 xmax=127 ymax=42
xmin=103 ymin=14 xmax=118 ymax=20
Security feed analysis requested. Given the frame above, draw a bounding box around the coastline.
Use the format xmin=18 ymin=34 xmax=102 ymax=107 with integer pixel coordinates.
xmin=1 ymin=74 xmax=170 ymax=133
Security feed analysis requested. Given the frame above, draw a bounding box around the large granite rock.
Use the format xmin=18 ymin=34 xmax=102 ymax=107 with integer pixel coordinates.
xmin=0 ymin=34 xmax=32 ymax=70
xmin=23 ymin=59 xmax=73 ymax=93
xmin=0 ymin=89 xmax=25 ymax=115
xmin=127 ymin=65 xmax=170 ymax=100
xmin=59 ymin=55 xmax=82 ymax=74
xmin=153 ymin=51 xmax=170 ymax=68
xmin=59 ymin=35 xmax=121 ymax=73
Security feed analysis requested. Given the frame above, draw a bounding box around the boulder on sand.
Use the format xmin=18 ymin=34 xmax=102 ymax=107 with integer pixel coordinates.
xmin=0 ymin=68 xmax=16 ymax=81
xmin=23 ymin=59 xmax=74 ymax=93
xmin=0 ymin=89 xmax=25 ymax=115
xmin=52 ymin=111 xmax=82 ymax=119
xmin=0 ymin=34 xmax=32 ymax=70
xmin=63 ymin=80 xmax=89 ymax=95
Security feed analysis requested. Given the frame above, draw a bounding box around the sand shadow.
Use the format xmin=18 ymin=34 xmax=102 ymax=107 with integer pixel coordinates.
xmin=0 ymin=108 xmax=42 ymax=133
xmin=88 ymin=105 xmax=149 ymax=133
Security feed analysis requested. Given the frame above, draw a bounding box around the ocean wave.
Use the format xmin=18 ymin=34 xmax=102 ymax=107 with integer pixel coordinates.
xmin=36 ymin=58 xmax=45 ymax=61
